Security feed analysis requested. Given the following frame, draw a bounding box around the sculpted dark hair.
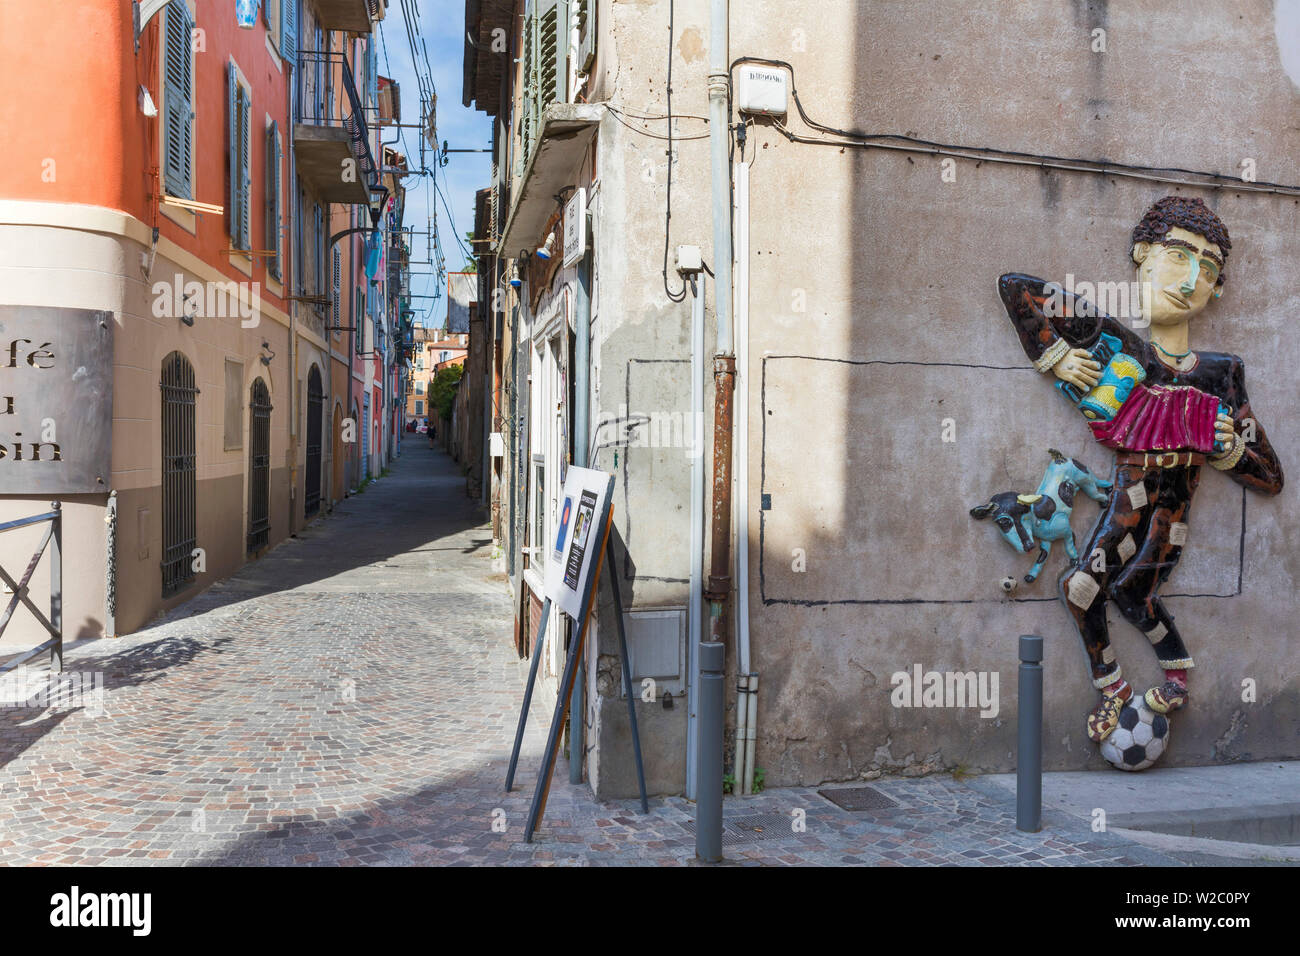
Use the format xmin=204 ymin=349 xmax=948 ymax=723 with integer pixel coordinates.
xmin=1131 ymin=195 xmax=1231 ymax=285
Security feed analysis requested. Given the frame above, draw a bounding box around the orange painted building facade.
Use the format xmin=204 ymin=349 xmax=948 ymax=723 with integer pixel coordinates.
xmin=0 ymin=0 xmax=404 ymax=649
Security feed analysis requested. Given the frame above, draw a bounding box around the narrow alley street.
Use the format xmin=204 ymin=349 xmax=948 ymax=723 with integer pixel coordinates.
xmin=0 ymin=444 xmax=1226 ymax=866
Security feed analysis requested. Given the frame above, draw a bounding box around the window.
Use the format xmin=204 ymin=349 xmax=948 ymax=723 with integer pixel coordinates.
xmin=227 ymin=62 xmax=252 ymax=252
xmin=527 ymin=334 xmax=563 ymax=575
xmin=415 ymin=381 xmax=424 ymax=395
xmin=265 ymin=121 xmax=283 ymax=280
xmin=163 ymin=2 xmax=195 ymax=199
xmin=264 ymin=0 xmax=281 ymax=48
xmin=223 ymin=359 xmax=243 ymax=450
xmin=415 ymin=400 xmax=424 ymax=415
xmin=516 ymin=1 xmax=563 ymax=178
xmin=440 ymin=351 xmax=449 ymax=363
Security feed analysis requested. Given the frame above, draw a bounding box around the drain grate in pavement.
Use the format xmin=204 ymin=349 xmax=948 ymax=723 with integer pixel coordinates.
xmin=681 ymin=813 xmax=801 ymax=846
xmin=817 ymin=785 xmax=900 ymax=812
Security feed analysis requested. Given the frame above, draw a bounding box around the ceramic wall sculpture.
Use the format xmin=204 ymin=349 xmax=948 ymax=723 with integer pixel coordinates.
xmin=971 ymin=449 xmax=1111 ymax=584
xmin=992 ymin=196 xmax=1284 ymax=764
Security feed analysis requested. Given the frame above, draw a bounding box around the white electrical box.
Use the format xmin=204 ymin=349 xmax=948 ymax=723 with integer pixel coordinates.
xmin=736 ymin=64 xmax=788 ymax=116
xmin=675 ymin=244 xmax=702 ymax=274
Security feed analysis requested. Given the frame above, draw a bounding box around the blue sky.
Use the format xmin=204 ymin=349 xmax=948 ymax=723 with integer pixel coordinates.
xmin=376 ymin=1 xmax=492 ymax=330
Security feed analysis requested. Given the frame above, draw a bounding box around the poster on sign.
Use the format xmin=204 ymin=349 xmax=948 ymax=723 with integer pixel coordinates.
xmin=543 ymin=465 xmax=614 ymax=619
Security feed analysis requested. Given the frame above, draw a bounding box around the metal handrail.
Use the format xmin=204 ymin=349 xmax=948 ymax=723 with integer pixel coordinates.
xmin=296 ymin=49 xmax=378 ymax=187
xmin=0 ymin=502 xmax=63 ymax=675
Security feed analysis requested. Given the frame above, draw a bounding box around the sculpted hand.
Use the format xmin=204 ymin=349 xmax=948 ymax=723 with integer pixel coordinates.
xmin=1214 ymin=413 xmax=1237 ymax=454
xmin=1052 ymin=348 xmax=1102 ymax=390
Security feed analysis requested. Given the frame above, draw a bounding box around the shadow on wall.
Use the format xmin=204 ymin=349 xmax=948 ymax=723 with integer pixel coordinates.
xmin=746 ymin=0 xmax=1300 ymax=786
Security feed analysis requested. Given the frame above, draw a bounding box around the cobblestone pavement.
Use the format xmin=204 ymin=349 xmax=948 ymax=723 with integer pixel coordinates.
xmin=0 ymin=444 xmax=1190 ymax=866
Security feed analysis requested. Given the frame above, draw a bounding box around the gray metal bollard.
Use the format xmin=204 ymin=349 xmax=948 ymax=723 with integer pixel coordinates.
xmin=1016 ymin=634 xmax=1043 ymax=832
xmin=695 ymin=641 xmax=724 ymax=862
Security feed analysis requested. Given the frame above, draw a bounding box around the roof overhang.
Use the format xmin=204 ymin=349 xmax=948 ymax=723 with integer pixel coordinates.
xmin=316 ymin=0 xmax=374 ymax=34
xmin=498 ymin=103 xmax=604 ymax=257
xmin=463 ymin=0 xmax=518 ymax=115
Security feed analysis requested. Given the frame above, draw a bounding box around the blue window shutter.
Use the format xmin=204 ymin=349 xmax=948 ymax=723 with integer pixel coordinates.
xmin=275 ymin=127 xmax=284 ymax=278
xmin=281 ymin=0 xmax=296 ymax=65
xmin=265 ymin=123 xmax=274 ymax=266
xmin=266 ymin=122 xmax=282 ymax=279
xmin=227 ymin=62 xmax=239 ymax=241
xmin=162 ymin=1 xmax=193 ymax=198
xmin=239 ymin=87 xmax=251 ymax=250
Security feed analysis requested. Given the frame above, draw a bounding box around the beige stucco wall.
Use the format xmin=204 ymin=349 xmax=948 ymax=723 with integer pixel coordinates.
xmin=577 ymin=0 xmax=1300 ymax=796
xmin=738 ymin=0 xmax=1300 ymax=784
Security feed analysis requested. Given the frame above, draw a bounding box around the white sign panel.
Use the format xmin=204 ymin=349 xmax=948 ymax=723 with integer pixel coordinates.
xmin=562 ymin=187 xmax=587 ymax=267
xmin=543 ymin=465 xmax=613 ymax=619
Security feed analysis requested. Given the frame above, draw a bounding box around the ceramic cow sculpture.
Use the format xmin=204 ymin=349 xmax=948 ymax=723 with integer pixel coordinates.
xmin=970 ymin=449 xmax=1112 ymax=583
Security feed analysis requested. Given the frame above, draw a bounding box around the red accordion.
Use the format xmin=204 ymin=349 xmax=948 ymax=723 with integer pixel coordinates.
xmin=1088 ymin=383 xmax=1223 ymax=454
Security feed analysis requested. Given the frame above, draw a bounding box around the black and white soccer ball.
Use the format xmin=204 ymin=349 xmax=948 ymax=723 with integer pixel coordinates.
xmin=1099 ymin=697 xmax=1171 ymax=771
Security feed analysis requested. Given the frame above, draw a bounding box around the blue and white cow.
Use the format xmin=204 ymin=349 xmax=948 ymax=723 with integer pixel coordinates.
xmin=970 ymin=449 xmax=1113 ymax=583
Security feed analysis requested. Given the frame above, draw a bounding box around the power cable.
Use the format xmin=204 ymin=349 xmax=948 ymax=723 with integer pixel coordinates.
xmin=731 ymin=56 xmax=1300 ymax=197
xmin=662 ymin=0 xmax=686 ymax=303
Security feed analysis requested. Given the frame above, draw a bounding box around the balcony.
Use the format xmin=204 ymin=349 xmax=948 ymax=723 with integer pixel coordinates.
xmin=293 ymin=51 xmax=377 ymax=205
xmin=315 ymin=0 xmax=375 ymax=34
xmin=498 ymin=102 xmax=603 ymax=255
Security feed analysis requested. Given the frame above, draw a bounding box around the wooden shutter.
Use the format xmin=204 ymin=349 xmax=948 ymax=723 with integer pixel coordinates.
xmin=314 ymin=205 xmax=323 ymax=297
xmin=238 ymin=86 xmax=252 ymax=251
xmin=576 ymin=0 xmax=596 ymax=74
xmin=227 ymin=62 xmax=240 ymax=241
xmin=266 ymin=121 xmax=282 ymax=279
xmin=163 ymin=1 xmax=193 ymax=198
xmin=281 ymin=0 xmax=296 ymax=65
xmin=537 ymin=0 xmax=561 ymax=109
xmin=332 ymin=247 xmax=341 ymax=326
xmin=516 ymin=10 xmax=535 ymax=177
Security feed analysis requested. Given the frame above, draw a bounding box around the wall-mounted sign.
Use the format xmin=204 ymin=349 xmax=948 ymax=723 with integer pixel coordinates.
xmin=563 ymin=187 xmax=587 ymax=268
xmin=0 ymin=306 xmax=113 ymax=494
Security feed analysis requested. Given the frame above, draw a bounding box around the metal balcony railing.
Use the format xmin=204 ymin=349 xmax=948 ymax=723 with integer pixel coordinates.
xmin=296 ymin=50 xmax=377 ymax=188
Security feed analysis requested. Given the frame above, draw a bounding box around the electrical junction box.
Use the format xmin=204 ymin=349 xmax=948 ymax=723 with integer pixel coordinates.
xmin=736 ymin=64 xmax=788 ymax=116
xmin=675 ymin=244 xmax=702 ymax=274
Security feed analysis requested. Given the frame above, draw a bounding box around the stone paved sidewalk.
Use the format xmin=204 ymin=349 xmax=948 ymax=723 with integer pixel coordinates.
xmin=0 ymin=443 xmax=1192 ymax=866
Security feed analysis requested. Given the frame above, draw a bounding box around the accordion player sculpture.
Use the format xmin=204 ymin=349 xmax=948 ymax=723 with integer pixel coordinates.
xmin=1054 ymin=331 xmax=1229 ymax=454
xmin=991 ymin=196 xmax=1284 ymax=764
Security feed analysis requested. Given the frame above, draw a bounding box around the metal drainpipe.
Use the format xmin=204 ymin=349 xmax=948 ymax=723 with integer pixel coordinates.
xmin=569 ymin=245 xmax=591 ymax=783
xmin=696 ymin=0 xmax=733 ymax=864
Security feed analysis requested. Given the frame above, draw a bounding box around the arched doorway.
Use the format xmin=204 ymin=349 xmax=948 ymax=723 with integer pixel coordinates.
xmin=305 ymin=365 xmax=323 ymax=516
xmin=247 ymin=378 xmax=273 ymax=555
xmin=160 ymin=351 xmax=198 ymax=597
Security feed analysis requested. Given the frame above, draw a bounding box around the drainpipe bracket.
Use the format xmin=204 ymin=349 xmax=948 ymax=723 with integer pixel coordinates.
xmin=705 ymin=575 xmax=731 ymax=602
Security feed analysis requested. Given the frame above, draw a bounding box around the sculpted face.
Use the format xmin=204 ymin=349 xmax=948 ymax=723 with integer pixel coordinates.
xmin=1133 ymin=225 xmax=1224 ymax=327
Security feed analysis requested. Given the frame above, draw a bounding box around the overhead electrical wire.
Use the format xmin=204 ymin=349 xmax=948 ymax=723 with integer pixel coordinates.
xmin=661 ymin=0 xmax=686 ymax=303
xmin=731 ymin=56 xmax=1300 ymax=197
